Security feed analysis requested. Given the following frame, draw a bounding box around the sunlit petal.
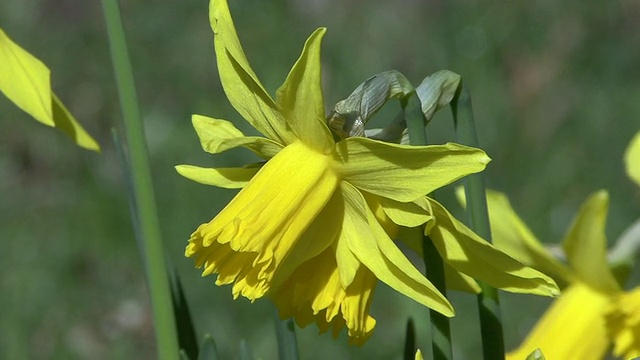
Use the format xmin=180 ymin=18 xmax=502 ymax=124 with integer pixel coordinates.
xmin=0 ymin=28 xmax=52 ymax=126
xmin=175 ymin=165 xmax=258 ymax=188
xmin=275 ymin=28 xmax=334 ymax=154
xmin=396 ymin=225 xmax=481 ymax=294
xmin=427 ymin=198 xmax=559 ymax=297
xmin=563 ymin=190 xmax=620 ymax=292
xmin=444 ymin=264 xmax=481 ymax=294
xmin=458 ymin=188 xmax=573 ymax=285
xmin=0 ymin=29 xmax=100 ymax=151
xmin=335 ymin=137 xmax=490 ymax=202
xmin=193 ymin=114 xmax=283 ymax=158
xmin=379 ymin=196 xmax=433 ymax=228
xmin=210 ymin=0 xmax=295 ymax=144
xmin=341 ymin=182 xmax=455 ymax=317
xmin=272 ymin=190 xmax=343 ymax=289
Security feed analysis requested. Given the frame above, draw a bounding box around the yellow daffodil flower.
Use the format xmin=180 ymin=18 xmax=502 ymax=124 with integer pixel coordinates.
xmin=0 ymin=28 xmax=99 ymax=151
xmin=626 ymin=132 xmax=640 ymax=187
xmin=479 ymin=189 xmax=639 ymax=359
xmin=178 ymin=0 xmax=557 ymax=344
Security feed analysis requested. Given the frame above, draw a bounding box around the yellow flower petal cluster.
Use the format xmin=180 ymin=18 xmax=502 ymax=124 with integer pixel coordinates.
xmin=179 ymin=0 xmax=558 ymax=344
xmin=480 ymin=189 xmax=640 ymax=359
xmin=0 ymin=28 xmax=99 ymax=151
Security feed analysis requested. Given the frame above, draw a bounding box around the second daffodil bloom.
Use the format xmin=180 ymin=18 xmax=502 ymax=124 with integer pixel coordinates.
xmin=178 ymin=0 xmax=556 ymax=344
xmin=481 ymin=189 xmax=640 ymax=359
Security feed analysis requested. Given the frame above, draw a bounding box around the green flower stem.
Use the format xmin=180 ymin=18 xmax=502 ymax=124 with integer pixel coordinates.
xmin=274 ymin=311 xmax=300 ymax=360
xmin=451 ymin=83 xmax=505 ymax=360
xmin=101 ymin=1 xmax=179 ymax=358
xmin=422 ymin=237 xmax=452 ymax=360
xmin=403 ymin=91 xmax=453 ymax=360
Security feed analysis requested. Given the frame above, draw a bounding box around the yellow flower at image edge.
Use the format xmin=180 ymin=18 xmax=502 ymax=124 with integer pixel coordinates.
xmin=178 ymin=0 xmax=557 ymax=344
xmin=0 ymin=29 xmax=99 ymax=151
xmin=481 ymin=189 xmax=640 ymax=359
xmin=626 ymin=131 xmax=640 ymax=187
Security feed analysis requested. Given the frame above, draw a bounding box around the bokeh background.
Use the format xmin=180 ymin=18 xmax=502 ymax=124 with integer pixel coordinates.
xmin=1 ymin=0 xmax=639 ymax=358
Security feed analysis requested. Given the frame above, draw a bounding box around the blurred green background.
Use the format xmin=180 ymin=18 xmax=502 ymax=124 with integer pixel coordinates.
xmin=1 ymin=0 xmax=639 ymax=358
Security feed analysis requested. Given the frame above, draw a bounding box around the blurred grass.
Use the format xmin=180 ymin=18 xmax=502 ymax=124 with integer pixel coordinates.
xmin=1 ymin=0 xmax=639 ymax=358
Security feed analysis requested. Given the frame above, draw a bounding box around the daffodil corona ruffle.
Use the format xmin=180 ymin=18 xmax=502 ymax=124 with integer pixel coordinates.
xmin=186 ymin=141 xmax=339 ymax=299
xmin=273 ymin=247 xmax=377 ymax=344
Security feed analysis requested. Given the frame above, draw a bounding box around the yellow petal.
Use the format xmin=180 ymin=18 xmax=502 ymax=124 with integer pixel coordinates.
xmin=272 ymin=247 xmax=377 ymax=345
xmin=334 ymin=137 xmax=490 ymax=202
xmin=192 ymin=114 xmax=283 ymax=158
xmin=0 ymin=28 xmax=52 ymax=126
xmin=625 ymin=132 xmax=640 ymax=186
xmin=340 ymin=182 xmax=455 ymax=317
xmin=563 ymin=190 xmax=620 ymax=292
xmin=272 ymin=190 xmax=343 ymax=289
xmin=210 ymin=0 xmax=295 ymax=145
xmin=379 ymin=196 xmax=434 ymax=228
xmin=607 ymin=287 xmax=640 ymax=359
xmin=334 ymin=230 xmax=362 ymax=289
xmin=396 ymin=226 xmax=481 ymax=294
xmin=51 ymin=94 xmax=100 ymax=151
xmin=444 ymin=264 xmax=481 ymax=294
xmin=460 ymin=188 xmax=573 ymax=285
xmin=275 ymin=28 xmax=334 ymax=154
xmin=0 ymin=29 xmax=100 ymax=151
xmin=175 ymin=165 xmax=259 ymax=188
xmin=427 ymin=198 xmax=559 ymax=297
xmin=186 ymin=141 xmax=339 ymax=299
xmin=506 ymin=283 xmax=611 ymax=360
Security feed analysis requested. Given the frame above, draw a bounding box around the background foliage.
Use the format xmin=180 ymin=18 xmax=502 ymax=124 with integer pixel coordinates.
xmin=1 ymin=0 xmax=639 ymax=358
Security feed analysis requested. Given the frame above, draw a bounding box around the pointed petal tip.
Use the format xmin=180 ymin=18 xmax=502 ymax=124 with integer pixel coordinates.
xmin=480 ymin=154 xmax=491 ymax=165
xmin=593 ymin=189 xmax=609 ymax=201
xmin=443 ymin=306 xmax=456 ymax=318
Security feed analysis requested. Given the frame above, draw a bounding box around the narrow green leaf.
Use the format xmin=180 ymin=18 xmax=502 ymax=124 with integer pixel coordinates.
xmin=274 ymin=311 xmax=300 ymax=360
xmin=403 ymin=85 xmax=453 ymax=360
xmin=403 ymin=318 xmax=416 ymax=360
xmin=198 ymin=335 xmax=219 ymax=360
xmin=403 ymin=91 xmax=427 ymax=146
xmin=238 ymin=340 xmax=255 ymax=360
xmin=101 ymin=0 xmax=179 ymax=358
xmin=451 ymin=82 xmax=505 ymax=360
xmin=179 ymin=350 xmax=191 ymax=360
xmin=170 ymin=268 xmax=199 ymax=360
